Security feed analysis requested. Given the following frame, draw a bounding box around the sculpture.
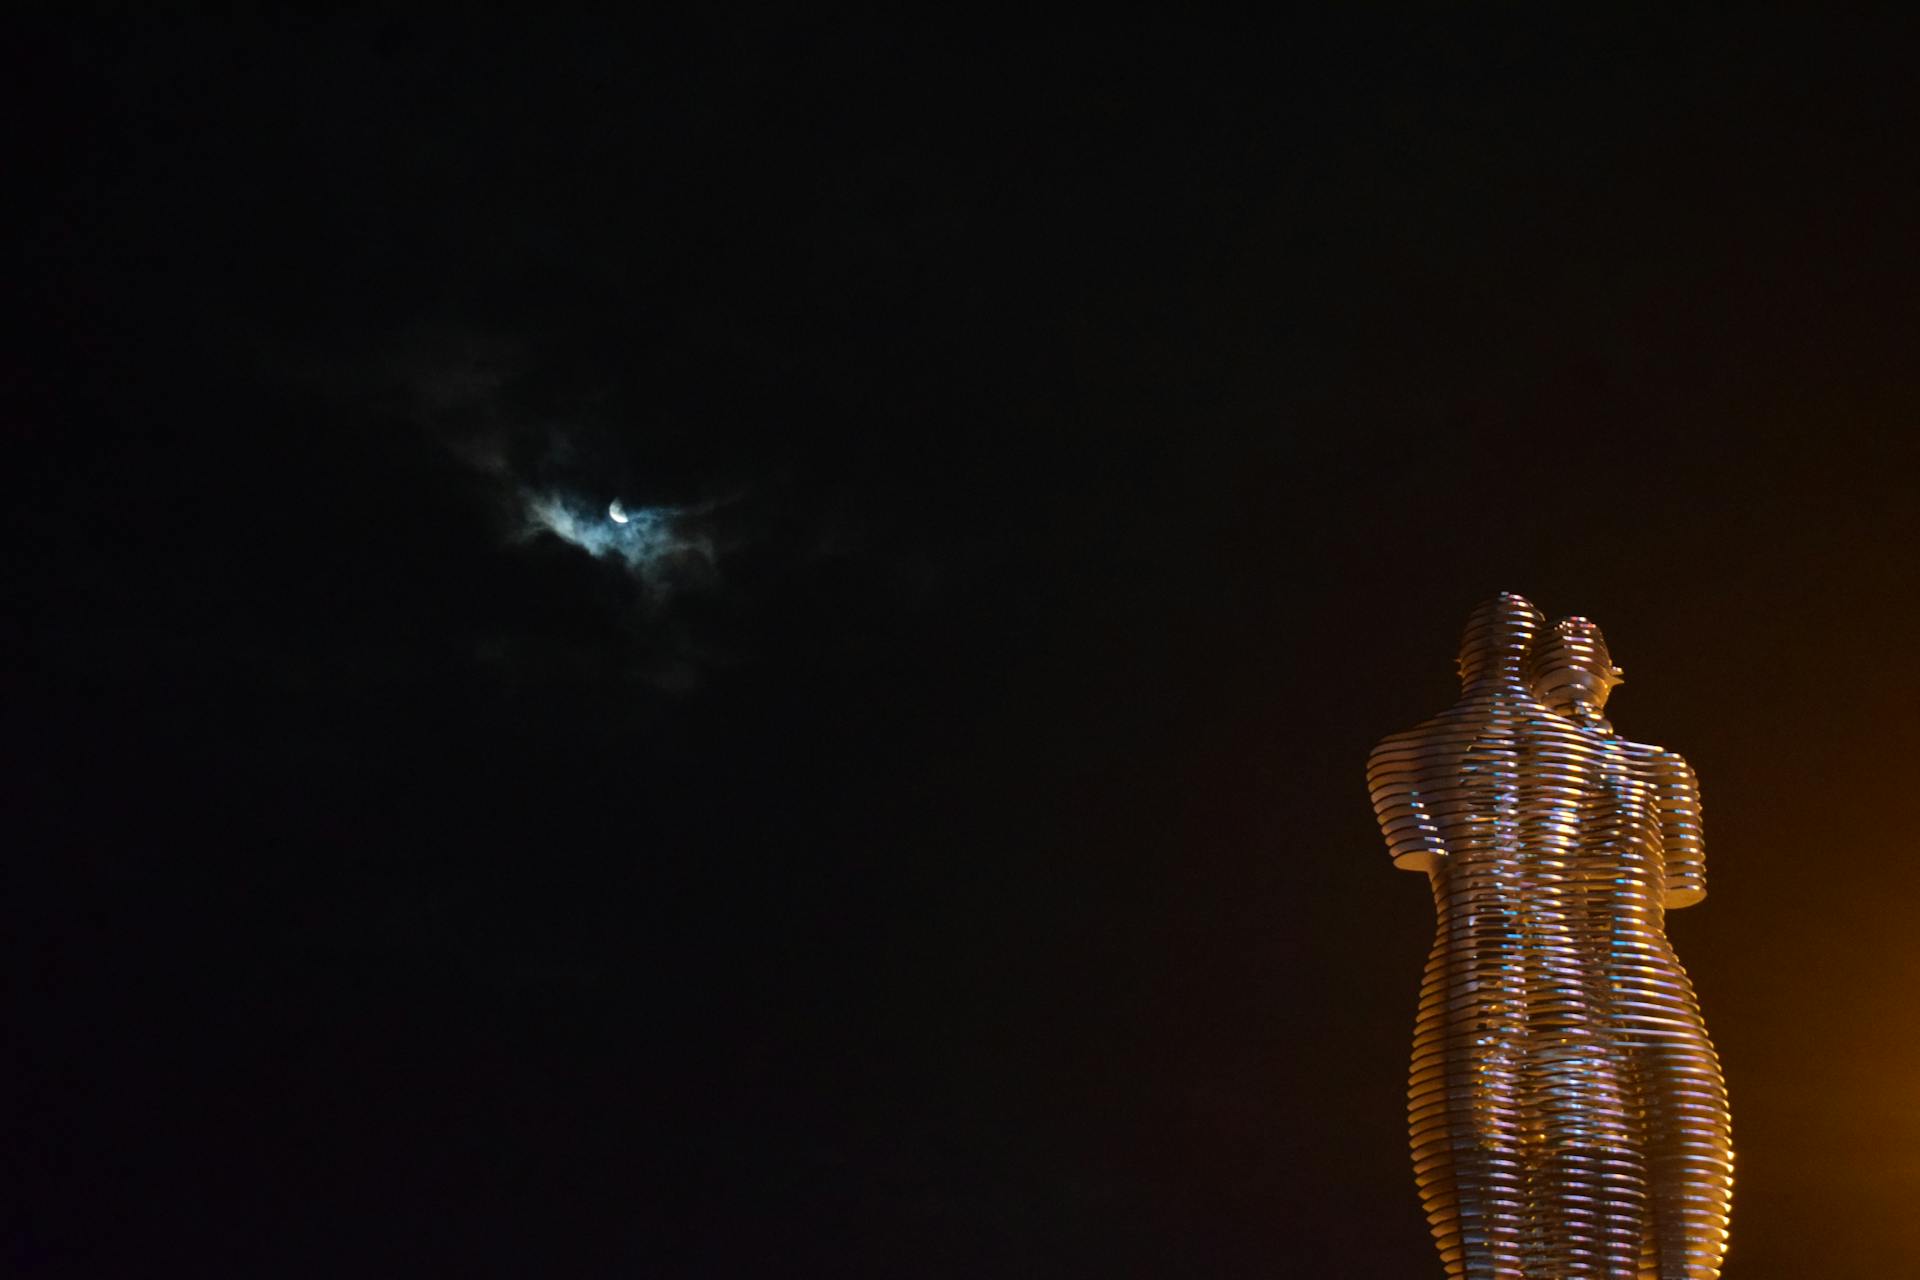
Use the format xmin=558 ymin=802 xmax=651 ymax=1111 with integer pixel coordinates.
xmin=1367 ymin=593 xmax=1732 ymax=1278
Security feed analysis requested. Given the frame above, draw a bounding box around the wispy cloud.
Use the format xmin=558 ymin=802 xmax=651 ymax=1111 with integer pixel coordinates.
xmin=519 ymin=490 xmax=718 ymax=593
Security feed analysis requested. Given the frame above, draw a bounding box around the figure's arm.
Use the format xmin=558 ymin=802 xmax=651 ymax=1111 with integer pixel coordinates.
xmin=1368 ymin=735 xmax=1448 ymax=873
xmin=1654 ymin=751 xmax=1706 ymax=908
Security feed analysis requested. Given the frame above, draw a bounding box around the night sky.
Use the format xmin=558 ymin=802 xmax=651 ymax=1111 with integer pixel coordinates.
xmin=13 ymin=13 xmax=1920 ymax=1277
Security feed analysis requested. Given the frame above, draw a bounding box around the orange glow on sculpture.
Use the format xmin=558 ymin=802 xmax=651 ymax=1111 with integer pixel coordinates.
xmin=1367 ymin=594 xmax=1733 ymax=1277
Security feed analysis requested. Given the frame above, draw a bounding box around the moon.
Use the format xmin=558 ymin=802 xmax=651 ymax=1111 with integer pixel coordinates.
xmin=609 ymin=500 xmax=629 ymax=524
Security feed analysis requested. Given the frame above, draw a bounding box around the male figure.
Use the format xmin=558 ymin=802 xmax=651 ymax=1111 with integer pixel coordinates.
xmin=1528 ymin=617 xmax=1733 ymax=1277
xmin=1368 ymin=594 xmax=1643 ymax=1278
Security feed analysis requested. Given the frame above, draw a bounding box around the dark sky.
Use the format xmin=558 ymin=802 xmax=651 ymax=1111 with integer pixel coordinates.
xmin=12 ymin=13 xmax=1920 ymax=1277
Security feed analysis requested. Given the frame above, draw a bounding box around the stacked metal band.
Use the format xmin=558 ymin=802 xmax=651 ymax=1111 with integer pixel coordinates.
xmin=1367 ymin=595 xmax=1732 ymax=1278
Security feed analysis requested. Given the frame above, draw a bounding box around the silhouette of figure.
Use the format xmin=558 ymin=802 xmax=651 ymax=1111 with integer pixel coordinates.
xmin=1367 ymin=595 xmax=1732 ymax=1278
xmin=1529 ymin=617 xmax=1732 ymax=1277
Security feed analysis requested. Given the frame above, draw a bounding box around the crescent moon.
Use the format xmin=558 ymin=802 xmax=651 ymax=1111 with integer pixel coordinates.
xmin=609 ymin=500 xmax=629 ymax=524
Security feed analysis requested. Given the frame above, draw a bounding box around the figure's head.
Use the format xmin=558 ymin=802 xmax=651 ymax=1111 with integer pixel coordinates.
xmin=1456 ymin=592 xmax=1545 ymax=688
xmin=1529 ymin=616 xmax=1624 ymax=718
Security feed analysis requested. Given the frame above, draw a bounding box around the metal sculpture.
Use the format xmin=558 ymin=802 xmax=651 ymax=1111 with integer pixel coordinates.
xmin=1366 ymin=593 xmax=1732 ymax=1278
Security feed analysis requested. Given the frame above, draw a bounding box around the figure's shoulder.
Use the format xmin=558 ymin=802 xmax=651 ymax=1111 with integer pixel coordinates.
xmin=1369 ymin=712 xmax=1446 ymax=755
xmin=1368 ymin=710 xmax=1476 ymax=778
xmin=1617 ymin=740 xmax=1701 ymax=799
xmin=1652 ymin=746 xmax=1700 ymax=789
xmin=1367 ymin=723 xmax=1421 ymax=760
xmin=1622 ymin=738 xmax=1694 ymax=773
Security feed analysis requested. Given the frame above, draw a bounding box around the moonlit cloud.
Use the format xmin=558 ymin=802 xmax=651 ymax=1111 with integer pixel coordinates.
xmin=396 ymin=330 xmax=748 ymax=641
xmin=521 ymin=489 xmax=716 ymax=590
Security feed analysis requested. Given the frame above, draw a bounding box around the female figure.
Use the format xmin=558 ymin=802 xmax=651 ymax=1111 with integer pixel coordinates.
xmin=1529 ymin=618 xmax=1733 ymax=1277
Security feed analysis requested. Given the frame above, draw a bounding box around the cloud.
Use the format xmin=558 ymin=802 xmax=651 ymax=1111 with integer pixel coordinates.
xmin=374 ymin=325 xmax=766 ymax=694
xmin=381 ymin=319 xmax=924 ymax=698
xmin=519 ymin=489 xmax=719 ymax=594
xmin=386 ymin=324 xmax=732 ymax=587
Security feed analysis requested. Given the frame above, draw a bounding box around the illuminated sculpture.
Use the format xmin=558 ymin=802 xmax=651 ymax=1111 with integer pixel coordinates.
xmin=1366 ymin=594 xmax=1732 ymax=1278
